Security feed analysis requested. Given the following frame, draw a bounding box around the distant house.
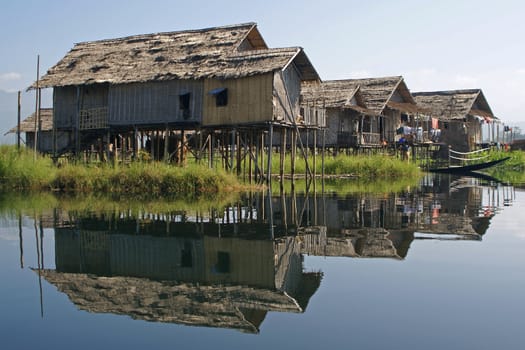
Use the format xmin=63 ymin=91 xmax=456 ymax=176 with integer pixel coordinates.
xmin=6 ymin=108 xmax=71 ymax=153
xmin=301 ymin=76 xmax=423 ymax=150
xmin=301 ymin=82 xmax=378 ymax=149
xmin=413 ymin=89 xmax=498 ymax=152
xmin=32 ymin=23 xmax=321 ymax=160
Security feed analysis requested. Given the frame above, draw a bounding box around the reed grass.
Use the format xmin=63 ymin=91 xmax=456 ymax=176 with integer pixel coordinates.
xmin=271 ymin=153 xmax=421 ymax=179
xmin=0 ymin=145 xmax=244 ymax=196
xmin=0 ymin=145 xmax=56 ymax=190
xmin=485 ymin=150 xmax=525 ymax=184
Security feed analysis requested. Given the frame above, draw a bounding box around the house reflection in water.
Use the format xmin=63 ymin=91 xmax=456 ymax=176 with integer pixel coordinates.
xmin=38 ymin=175 xmax=513 ymax=332
xmin=276 ymin=175 xmax=513 ymax=259
xmin=42 ymin=214 xmax=322 ymax=334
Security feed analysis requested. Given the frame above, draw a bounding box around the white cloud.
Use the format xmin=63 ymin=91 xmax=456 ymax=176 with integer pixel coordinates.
xmin=0 ymin=72 xmax=22 ymax=81
xmin=517 ymin=68 xmax=525 ymax=75
xmin=0 ymin=72 xmax=23 ymax=93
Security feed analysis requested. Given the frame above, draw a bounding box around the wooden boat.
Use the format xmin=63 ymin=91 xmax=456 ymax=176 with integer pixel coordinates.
xmin=428 ymin=157 xmax=510 ymax=174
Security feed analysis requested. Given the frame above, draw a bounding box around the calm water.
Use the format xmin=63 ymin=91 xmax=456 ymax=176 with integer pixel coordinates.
xmin=1 ymin=175 xmax=524 ymax=350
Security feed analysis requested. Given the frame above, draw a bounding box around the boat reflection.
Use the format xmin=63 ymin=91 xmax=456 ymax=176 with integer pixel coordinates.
xmin=34 ymin=174 xmax=514 ymax=333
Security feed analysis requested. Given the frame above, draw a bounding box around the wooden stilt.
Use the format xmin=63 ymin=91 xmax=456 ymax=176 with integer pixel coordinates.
xmin=266 ymin=124 xmax=273 ymax=185
xmin=260 ymin=131 xmax=265 ymax=182
xmin=164 ymin=126 xmax=169 ymax=162
xmin=280 ymin=127 xmax=286 ymax=183
xmin=313 ymin=128 xmax=317 ymax=179
xmin=291 ymin=128 xmax=297 ymax=181
xmin=17 ymin=91 xmax=21 ymax=150
xmin=248 ymin=130 xmax=253 ymax=184
xmin=236 ymin=129 xmax=241 ymax=176
xmin=208 ymin=132 xmax=213 ymax=168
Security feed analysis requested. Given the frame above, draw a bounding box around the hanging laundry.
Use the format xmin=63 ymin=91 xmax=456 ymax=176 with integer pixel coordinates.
xmin=431 ymin=118 xmax=439 ymax=129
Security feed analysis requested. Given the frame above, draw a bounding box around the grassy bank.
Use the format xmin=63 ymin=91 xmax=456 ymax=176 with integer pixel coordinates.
xmin=485 ymin=150 xmax=525 ymax=184
xmin=271 ymin=153 xmax=421 ymax=179
xmin=0 ymin=145 xmax=242 ymax=196
xmin=0 ymin=146 xmax=422 ymax=194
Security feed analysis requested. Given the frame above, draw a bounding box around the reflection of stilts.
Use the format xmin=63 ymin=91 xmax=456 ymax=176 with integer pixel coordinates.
xmin=34 ymin=215 xmax=44 ymax=318
xmin=18 ymin=213 xmax=23 ymax=269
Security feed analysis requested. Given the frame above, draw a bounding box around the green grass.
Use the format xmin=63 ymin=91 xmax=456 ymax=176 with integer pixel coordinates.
xmin=0 ymin=146 xmax=424 ymax=195
xmin=484 ymin=150 xmax=525 ymax=184
xmin=0 ymin=145 xmax=57 ymax=190
xmin=0 ymin=145 xmax=244 ymax=196
xmin=270 ymin=153 xmax=421 ymax=179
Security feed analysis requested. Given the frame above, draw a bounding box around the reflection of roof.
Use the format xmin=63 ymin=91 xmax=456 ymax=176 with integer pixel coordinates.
xmin=301 ymin=228 xmax=412 ymax=260
xmin=37 ymin=270 xmax=304 ymax=334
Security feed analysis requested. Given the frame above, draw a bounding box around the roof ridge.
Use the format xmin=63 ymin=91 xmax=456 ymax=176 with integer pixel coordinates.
xmin=73 ymin=22 xmax=258 ymax=46
xmin=413 ymin=89 xmax=481 ymax=96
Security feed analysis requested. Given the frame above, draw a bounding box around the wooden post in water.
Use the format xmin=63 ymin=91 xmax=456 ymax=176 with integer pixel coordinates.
xmin=322 ymin=128 xmax=326 ymax=191
xmin=208 ymin=132 xmax=213 ymax=168
xmin=313 ymin=128 xmax=317 ymax=179
xmin=248 ymin=131 xmax=253 ymax=184
xmin=291 ymin=128 xmax=297 ymax=183
xmin=260 ymin=131 xmax=265 ymax=183
xmin=280 ymin=127 xmax=286 ymax=183
xmin=164 ymin=126 xmax=169 ymax=162
xmin=267 ymin=124 xmax=273 ymax=185
xmin=18 ymin=213 xmax=23 ymax=269
xmin=230 ymin=129 xmax=235 ymax=173
xmin=17 ymin=91 xmax=21 ymax=150
xmin=34 ymin=55 xmax=40 ymax=158
xmin=236 ymin=130 xmax=241 ymax=176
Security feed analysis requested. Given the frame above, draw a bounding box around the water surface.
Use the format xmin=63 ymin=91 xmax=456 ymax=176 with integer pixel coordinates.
xmin=1 ymin=175 xmax=524 ymax=349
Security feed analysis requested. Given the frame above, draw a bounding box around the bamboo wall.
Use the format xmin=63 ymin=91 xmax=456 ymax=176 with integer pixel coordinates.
xmin=53 ymin=85 xmax=109 ymax=129
xmin=202 ymin=74 xmax=273 ymax=126
xmin=27 ymin=130 xmax=71 ymax=153
xmin=109 ymin=80 xmax=203 ymax=126
xmin=53 ymin=86 xmax=78 ymax=129
xmin=273 ymin=70 xmax=296 ymax=124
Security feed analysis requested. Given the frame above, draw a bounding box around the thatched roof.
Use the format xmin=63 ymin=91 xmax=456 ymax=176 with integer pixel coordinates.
xmin=317 ymin=76 xmax=417 ymax=115
xmin=33 ymin=22 xmax=319 ymax=88
xmin=412 ymin=89 xmax=497 ymax=121
xmin=301 ymin=81 xmax=378 ymax=115
xmin=5 ymin=108 xmax=53 ymax=134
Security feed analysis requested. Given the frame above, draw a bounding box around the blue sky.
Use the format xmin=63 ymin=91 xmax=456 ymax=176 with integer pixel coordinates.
xmin=1 ymin=0 xmax=524 ymax=129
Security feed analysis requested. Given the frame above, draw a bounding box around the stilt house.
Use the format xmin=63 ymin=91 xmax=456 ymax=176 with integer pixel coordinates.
xmin=5 ymin=108 xmax=71 ymax=153
xmin=301 ymin=82 xmax=378 ymax=149
xmin=413 ymin=89 xmax=498 ymax=152
xmin=31 ymin=22 xmax=321 ymax=160
xmin=301 ymin=76 xmax=422 ymax=151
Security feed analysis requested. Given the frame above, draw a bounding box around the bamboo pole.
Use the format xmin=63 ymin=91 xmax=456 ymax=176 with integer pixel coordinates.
xmin=17 ymin=91 xmax=21 ymax=150
xmin=248 ymin=131 xmax=253 ymax=184
xmin=208 ymin=132 xmax=213 ymax=168
xmin=34 ymin=55 xmax=40 ymax=158
xmin=291 ymin=128 xmax=297 ymax=181
xmin=236 ymin=129 xmax=241 ymax=175
xmin=267 ymin=124 xmax=273 ymax=185
xmin=164 ymin=126 xmax=169 ymax=162
xmin=280 ymin=127 xmax=286 ymax=183
xmin=18 ymin=213 xmax=23 ymax=269
xmin=260 ymin=131 xmax=265 ymax=182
